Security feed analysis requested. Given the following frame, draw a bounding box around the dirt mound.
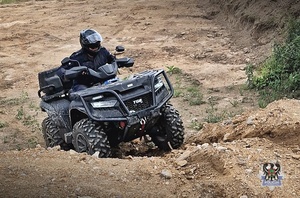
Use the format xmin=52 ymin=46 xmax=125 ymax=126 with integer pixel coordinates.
xmin=2 ymin=130 xmax=300 ymax=198
xmin=188 ymin=99 xmax=300 ymax=146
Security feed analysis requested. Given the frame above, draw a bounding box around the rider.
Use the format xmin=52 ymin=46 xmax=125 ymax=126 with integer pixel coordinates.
xmin=57 ymin=29 xmax=115 ymax=92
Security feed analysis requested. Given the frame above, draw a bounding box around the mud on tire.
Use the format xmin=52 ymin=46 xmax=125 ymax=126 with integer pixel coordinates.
xmin=42 ymin=117 xmax=71 ymax=150
xmin=150 ymin=103 xmax=184 ymax=151
xmin=72 ymin=118 xmax=111 ymax=158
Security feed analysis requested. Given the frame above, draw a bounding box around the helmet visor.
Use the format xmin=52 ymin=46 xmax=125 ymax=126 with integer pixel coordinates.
xmin=87 ymin=41 xmax=101 ymax=49
xmin=85 ymin=33 xmax=103 ymax=44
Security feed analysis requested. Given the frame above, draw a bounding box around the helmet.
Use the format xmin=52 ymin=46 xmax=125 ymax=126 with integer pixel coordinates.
xmin=79 ymin=29 xmax=103 ymax=56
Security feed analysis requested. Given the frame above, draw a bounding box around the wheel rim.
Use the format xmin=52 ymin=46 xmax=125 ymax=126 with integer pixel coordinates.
xmin=155 ymin=128 xmax=167 ymax=142
xmin=76 ymin=133 xmax=91 ymax=153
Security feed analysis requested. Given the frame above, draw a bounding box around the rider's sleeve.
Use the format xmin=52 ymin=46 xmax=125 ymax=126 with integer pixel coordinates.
xmin=107 ymin=52 xmax=116 ymax=64
xmin=101 ymin=47 xmax=115 ymax=64
xmin=56 ymin=57 xmax=75 ymax=81
xmin=56 ymin=65 xmax=68 ymax=82
xmin=56 ymin=50 xmax=84 ymax=81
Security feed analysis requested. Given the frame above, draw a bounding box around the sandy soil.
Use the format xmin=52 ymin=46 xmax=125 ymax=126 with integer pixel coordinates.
xmin=0 ymin=0 xmax=300 ymax=197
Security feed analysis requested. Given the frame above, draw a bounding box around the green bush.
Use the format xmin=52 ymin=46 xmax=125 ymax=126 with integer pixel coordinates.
xmin=247 ymin=19 xmax=300 ymax=107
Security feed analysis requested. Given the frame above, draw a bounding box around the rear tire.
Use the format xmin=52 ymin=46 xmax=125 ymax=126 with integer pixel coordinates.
xmin=41 ymin=117 xmax=71 ymax=150
xmin=72 ymin=118 xmax=111 ymax=158
xmin=150 ymin=104 xmax=184 ymax=151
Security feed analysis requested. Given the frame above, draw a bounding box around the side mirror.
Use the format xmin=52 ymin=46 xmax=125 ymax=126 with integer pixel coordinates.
xmin=61 ymin=57 xmax=80 ymax=67
xmin=61 ymin=57 xmax=71 ymax=65
xmin=116 ymin=45 xmax=125 ymax=52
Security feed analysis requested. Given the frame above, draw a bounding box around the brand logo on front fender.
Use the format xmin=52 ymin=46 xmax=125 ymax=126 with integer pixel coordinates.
xmin=133 ymin=98 xmax=143 ymax=104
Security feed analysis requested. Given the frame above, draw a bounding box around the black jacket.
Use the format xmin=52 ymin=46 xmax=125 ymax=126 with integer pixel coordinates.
xmin=57 ymin=47 xmax=115 ymax=87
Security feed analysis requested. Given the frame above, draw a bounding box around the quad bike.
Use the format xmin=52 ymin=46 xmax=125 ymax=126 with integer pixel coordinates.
xmin=37 ymin=46 xmax=185 ymax=157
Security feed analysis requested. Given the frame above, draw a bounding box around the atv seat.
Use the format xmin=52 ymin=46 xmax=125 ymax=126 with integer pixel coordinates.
xmin=38 ymin=67 xmax=71 ymax=101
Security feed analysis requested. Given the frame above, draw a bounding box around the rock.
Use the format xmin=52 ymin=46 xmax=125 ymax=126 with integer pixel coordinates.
xmin=161 ymin=169 xmax=172 ymax=179
xmin=177 ymin=150 xmax=192 ymax=161
xmin=243 ymin=47 xmax=250 ymax=53
xmin=223 ymin=133 xmax=231 ymax=141
xmin=216 ymin=146 xmax=227 ymax=151
xmin=223 ymin=120 xmax=232 ymax=125
xmin=292 ymin=154 xmax=300 ymax=160
xmin=201 ymin=143 xmax=210 ymax=149
xmin=48 ymin=145 xmax=61 ymax=151
xmin=212 ymin=143 xmax=218 ymax=147
xmin=176 ymin=160 xmax=188 ymax=167
xmin=186 ymin=175 xmax=194 ymax=180
xmin=92 ymin=151 xmax=100 ymax=158
xmin=190 ymin=167 xmax=197 ymax=174
xmin=257 ymin=149 xmax=262 ymax=153
xmin=237 ymin=159 xmax=247 ymax=166
xmin=274 ymin=152 xmax=281 ymax=158
xmin=69 ymin=150 xmax=77 ymax=155
xmin=246 ymin=117 xmax=254 ymax=125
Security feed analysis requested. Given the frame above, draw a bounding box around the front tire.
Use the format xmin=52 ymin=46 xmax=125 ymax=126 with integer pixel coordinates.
xmin=150 ymin=104 xmax=185 ymax=151
xmin=72 ymin=118 xmax=111 ymax=158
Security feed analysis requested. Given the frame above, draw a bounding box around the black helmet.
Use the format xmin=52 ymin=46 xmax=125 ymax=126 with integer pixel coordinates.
xmin=79 ymin=29 xmax=103 ymax=56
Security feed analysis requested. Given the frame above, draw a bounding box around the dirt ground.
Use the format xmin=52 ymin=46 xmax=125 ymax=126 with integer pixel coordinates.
xmin=1 ymin=0 xmax=300 ymax=197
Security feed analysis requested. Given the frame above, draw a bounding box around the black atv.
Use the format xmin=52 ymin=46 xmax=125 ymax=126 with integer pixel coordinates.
xmin=37 ymin=47 xmax=185 ymax=157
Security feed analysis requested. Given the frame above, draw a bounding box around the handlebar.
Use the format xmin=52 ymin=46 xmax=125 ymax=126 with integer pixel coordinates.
xmin=116 ymin=57 xmax=134 ymax=68
xmin=63 ymin=56 xmax=134 ymax=83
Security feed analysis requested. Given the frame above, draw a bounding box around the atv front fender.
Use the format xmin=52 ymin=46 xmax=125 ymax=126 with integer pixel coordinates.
xmin=69 ymin=100 xmax=91 ymax=126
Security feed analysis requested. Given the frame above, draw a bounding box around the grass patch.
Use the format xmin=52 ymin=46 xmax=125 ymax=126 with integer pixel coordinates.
xmin=167 ymin=66 xmax=204 ymax=106
xmin=167 ymin=65 xmax=246 ymax=124
xmin=0 ymin=91 xmax=29 ymax=106
xmin=189 ymin=119 xmax=203 ymax=130
xmin=0 ymin=92 xmax=40 ymax=132
xmin=0 ymin=121 xmax=8 ymax=128
xmin=15 ymin=105 xmax=40 ymax=132
xmin=27 ymin=137 xmax=39 ymax=148
xmin=166 ymin=65 xmax=182 ymax=75
xmin=0 ymin=0 xmax=31 ymax=4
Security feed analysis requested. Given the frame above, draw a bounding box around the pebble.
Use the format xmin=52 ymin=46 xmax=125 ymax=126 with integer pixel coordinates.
xmin=292 ymin=154 xmax=300 ymax=160
xmin=92 ymin=151 xmax=100 ymax=158
xmin=161 ymin=169 xmax=172 ymax=179
xmin=216 ymin=146 xmax=227 ymax=151
xmin=223 ymin=133 xmax=231 ymax=141
xmin=200 ymin=143 xmax=210 ymax=149
xmin=246 ymin=117 xmax=254 ymax=125
xmin=177 ymin=150 xmax=192 ymax=161
xmin=69 ymin=150 xmax=77 ymax=155
xmin=176 ymin=160 xmax=188 ymax=167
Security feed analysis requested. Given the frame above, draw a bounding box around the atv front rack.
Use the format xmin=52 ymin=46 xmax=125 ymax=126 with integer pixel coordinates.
xmin=70 ymin=69 xmax=173 ymax=122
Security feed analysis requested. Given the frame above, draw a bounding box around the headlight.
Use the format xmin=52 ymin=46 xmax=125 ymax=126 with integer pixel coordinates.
xmin=90 ymin=100 xmax=117 ymax=108
xmin=154 ymin=80 xmax=164 ymax=91
xmin=92 ymin=95 xmax=104 ymax=100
